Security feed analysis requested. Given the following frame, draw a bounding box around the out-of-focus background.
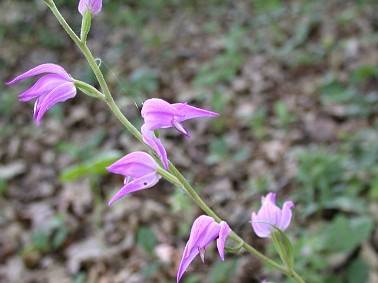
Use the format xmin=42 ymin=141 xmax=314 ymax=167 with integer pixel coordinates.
xmin=1 ymin=0 xmax=378 ymax=282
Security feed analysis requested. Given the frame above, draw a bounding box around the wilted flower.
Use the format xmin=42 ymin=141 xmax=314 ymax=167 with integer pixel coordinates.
xmin=6 ymin=63 xmax=76 ymax=125
xmin=78 ymin=0 xmax=102 ymax=15
xmin=141 ymin=98 xmax=219 ymax=137
xmin=141 ymin=124 xmax=169 ymax=169
xmin=251 ymin=193 xmax=294 ymax=238
xmin=177 ymin=215 xmax=231 ymax=283
xmin=107 ymin=151 xmax=161 ymax=205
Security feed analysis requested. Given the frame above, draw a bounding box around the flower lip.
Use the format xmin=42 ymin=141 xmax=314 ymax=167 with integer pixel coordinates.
xmin=177 ymin=215 xmax=231 ymax=283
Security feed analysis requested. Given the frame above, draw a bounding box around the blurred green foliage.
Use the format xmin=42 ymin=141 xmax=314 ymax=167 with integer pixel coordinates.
xmin=23 ymin=214 xmax=70 ymax=256
xmin=290 ymin=216 xmax=373 ymax=283
xmin=137 ymin=226 xmax=157 ymax=255
xmin=290 ymin=127 xmax=378 ymax=282
xmin=194 ymin=27 xmax=246 ymax=87
xmin=320 ymin=70 xmax=378 ymax=117
xmin=208 ymin=260 xmax=238 ymax=283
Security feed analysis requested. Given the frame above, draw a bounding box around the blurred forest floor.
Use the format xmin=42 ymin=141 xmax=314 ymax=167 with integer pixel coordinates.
xmin=0 ymin=0 xmax=378 ymax=282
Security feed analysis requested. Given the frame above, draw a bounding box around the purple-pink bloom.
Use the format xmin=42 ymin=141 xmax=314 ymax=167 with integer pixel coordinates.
xmin=141 ymin=124 xmax=169 ymax=170
xmin=141 ymin=98 xmax=218 ymax=168
xmin=78 ymin=0 xmax=102 ymax=15
xmin=141 ymin=98 xmax=219 ymax=137
xmin=251 ymin=193 xmax=294 ymax=238
xmin=6 ymin=63 xmax=76 ymax=125
xmin=177 ymin=215 xmax=231 ymax=283
xmin=107 ymin=151 xmax=161 ymax=206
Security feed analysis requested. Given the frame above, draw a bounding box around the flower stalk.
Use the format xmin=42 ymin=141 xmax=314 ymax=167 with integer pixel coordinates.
xmin=43 ymin=1 xmax=305 ymax=282
xmin=74 ymin=80 xmax=104 ymax=99
xmin=80 ymin=11 xmax=92 ymax=43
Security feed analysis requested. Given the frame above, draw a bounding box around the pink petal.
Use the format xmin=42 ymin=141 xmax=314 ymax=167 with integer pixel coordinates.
xmin=278 ymin=201 xmax=294 ymax=231
xmin=216 ymin=221 xmax=231 ymax=260
xmin=108 ymin=172 xmax=160 ymax=205
xmin=172 ymin=103 xmax=219 ymax=122
xmin=172 ymin=119 xmax=189 ymax=136
xmin=184 ymin=216 xmax=215 ymax=255
xmin=18 ymin=74 xmax=68 ymax=102
xmin=107 ymin=151 xmax=158 ymax=178
xmin=141 ymin=124 xmax=169 ymax=169
xmin=260 ymin=193 xmax=281 ymax=227
xmin=251 ymin=212 xmax=272 ymax=238
xmin=177 ymin=215 xmax=218 ymax=283
xmin=33 ymin=82 xmax=76 ymax=125
xmin=78 ymin=0 xmax=103 ymax=15
xmin=6 ymin=63 xmax=70 ymax=85
xmin=141 ymin=98 xmax=176 ymax=130
xmin=264 ymin=192 xmax=277 ymax=204
xmin=176 ymin=245 xmax=199 ymax=283
xmin=251 ymin=193 xmax=295 ymax=238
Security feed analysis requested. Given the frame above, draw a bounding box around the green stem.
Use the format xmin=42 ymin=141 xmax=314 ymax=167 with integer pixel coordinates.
xmin=48 ymin=1 xmax=143 ymax=144
xmin=74 ymin=80 xmax=105 ymax=99
xmin=291 ymin=270 xmax=306 ymax=283
xmin=45 ymin=2 xmax=305 ymax=282
xmin=156 ymin=167 xmax=181 ymax=187
xmin=168 ymin=163 xmax=287 ymax=273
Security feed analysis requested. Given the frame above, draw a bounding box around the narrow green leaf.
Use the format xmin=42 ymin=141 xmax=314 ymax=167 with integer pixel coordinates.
xmin=59 ymin=151 xmax=121 ymax=182
xmin=271 ymin=229 xmax=294 ymax=270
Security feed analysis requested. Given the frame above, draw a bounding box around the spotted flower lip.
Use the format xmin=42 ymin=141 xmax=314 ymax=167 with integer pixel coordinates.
xmin=177 ymin=215 xmax=231 ymax=283
xmin=6 ymin=63 xmax=76 ymax=125
xmin=107 ymin=151 xmax=161 ymax=206
xmin=251 ymin=193 xmax=294 ymax=238
xmin=141 ymin=98 xmax=219 ymax=136
xmin=78 ymin=0 xmax=103 ymax=15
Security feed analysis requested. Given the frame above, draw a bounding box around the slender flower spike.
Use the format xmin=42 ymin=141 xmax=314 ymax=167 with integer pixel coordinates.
xmin=177 ymin=215 xmax=231 ymax=283
xmin=78 ymin=0 xmax=102 ymax=15
xmin=107 ymin=151 xmax=161 ymax=206
xmin=251 ymin=193 xmax=294 ymax=238
xmin=141 ymin=98 xmax=219 ymax=137
xmin=6 ymin=63 xmax=76 ymax=125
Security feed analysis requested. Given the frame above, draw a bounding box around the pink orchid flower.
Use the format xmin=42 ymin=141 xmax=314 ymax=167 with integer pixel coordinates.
xmin=141 ymin=98 xmax=219 ymax=136
xmin=251 ymin=193 xmax=294 ymax=238
xmin=141 ymin=98 xmax=218 ymax=169
xmin=6 ymin=63 xmax=76 ymax=125
xmin=177 ymin=215 xmax=231 ymax=282
xmin=107 ymin=151 xmax=161 ymax=205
